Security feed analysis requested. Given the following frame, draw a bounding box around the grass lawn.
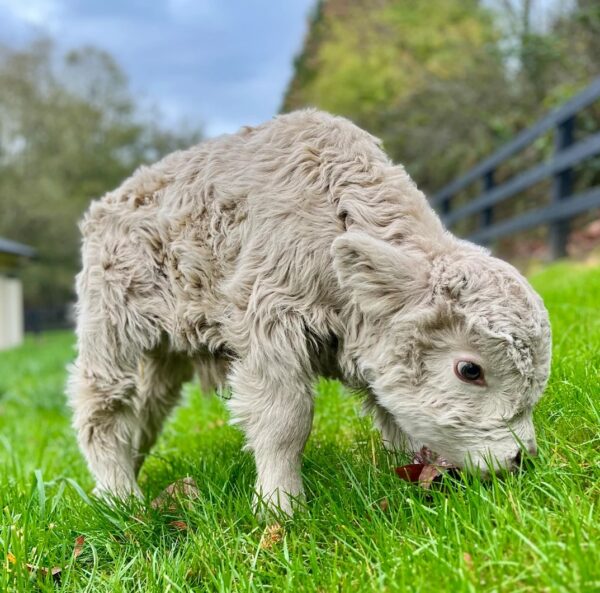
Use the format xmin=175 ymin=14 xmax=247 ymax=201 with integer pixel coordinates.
xmin=0 ymin=262 xmax=598 ymax=592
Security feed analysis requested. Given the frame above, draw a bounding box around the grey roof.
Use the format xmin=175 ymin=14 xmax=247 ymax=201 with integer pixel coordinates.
xmin=0 ymin=237 xmax=36 ymax=258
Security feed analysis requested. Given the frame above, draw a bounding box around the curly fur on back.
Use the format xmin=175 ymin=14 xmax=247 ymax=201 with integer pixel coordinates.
xmin=69 ymin=110 xmax=551 ymax=514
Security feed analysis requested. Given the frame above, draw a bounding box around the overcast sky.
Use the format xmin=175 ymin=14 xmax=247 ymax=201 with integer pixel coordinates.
xmin=0 ymin=0 xmax=315 ymax=136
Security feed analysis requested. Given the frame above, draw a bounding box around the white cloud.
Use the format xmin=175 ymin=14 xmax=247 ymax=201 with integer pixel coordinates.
xmin=0 ymin=0 xmax=315 ymax=134
xmin=0 ymin=0 xmax=62 ymax=30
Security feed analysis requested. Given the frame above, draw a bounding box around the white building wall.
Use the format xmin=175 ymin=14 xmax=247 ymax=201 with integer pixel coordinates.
xmin=0 ymin=275 xmax=24 ymax=350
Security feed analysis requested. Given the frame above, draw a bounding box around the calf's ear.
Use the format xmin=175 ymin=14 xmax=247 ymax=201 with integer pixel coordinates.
xmin=331 ymin=231 xmax=431 ymax=317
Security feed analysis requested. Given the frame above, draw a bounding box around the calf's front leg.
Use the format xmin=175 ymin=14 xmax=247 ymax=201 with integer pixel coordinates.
xmin=227 ymin=329 xmax=314 ymax=517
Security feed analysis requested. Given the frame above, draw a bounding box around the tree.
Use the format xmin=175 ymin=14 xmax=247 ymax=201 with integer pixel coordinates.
xmin=0 ymin=40 xmax=202 ymax=307
xmin=282 ymin=0 xmax=510 ymax=191
xmin=283 ymin=0 xmax=599 ymax=194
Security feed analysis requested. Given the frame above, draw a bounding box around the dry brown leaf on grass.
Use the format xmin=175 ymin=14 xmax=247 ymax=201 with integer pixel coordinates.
xmin=379 ymin=498 xmax=389 ymax=512
xmin=25 ymin=563 xmax=62 ymax=583
xmin=259 ymin=523 xmax=284 ymax=550
xmin=8 ymin=536 xmax=81 ymax=583
xmin=8 ymin=552 xmax=62 ymax=583
xmin=395 ymin=446 xmax=457 ymax=489
xmin=151 ymin=477 xmax=200 ymax=512
xmin=73 ymin=535 xmax=85 ymax=559
xmin=169 ymin=520 xmax=189 ymax=531
xmin=417 ymin=464 xmax=444 ymax=489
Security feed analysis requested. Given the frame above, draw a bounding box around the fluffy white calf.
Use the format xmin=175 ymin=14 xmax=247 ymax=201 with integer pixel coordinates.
xmin=68 ymin=110 xmax=551 ymax=515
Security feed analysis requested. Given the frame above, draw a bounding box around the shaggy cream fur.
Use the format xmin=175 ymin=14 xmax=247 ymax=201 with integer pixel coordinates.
xmin=68 ymin=110 xmax=551 ymax=515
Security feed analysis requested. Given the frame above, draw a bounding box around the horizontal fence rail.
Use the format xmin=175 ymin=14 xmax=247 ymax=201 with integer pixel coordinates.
xmin=432 ymin=77 xmax=600 ymax=258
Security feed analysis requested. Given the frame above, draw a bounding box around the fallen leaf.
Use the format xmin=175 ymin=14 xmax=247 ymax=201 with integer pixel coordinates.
xmin=151 ymin=477 xmax=200 ymax=512
xmin=169 ymin=520 xmax=188 ymax=531
xmin=395 ymin=464 xmax=426 ymax=482
xmin=260 ymin=523 xmax=284 ymax=550
xmin=50 ymin=566 xmax=62 ymax=580
xmin=418 ymin=464 xmax=444 ymax=489
xmin=73 ymin=535 xmax=85 ymax=559
xmin=25 ymin=564 xmax=62 ymax=583
xmin=396 ymin=446 xmax=457 ymax=489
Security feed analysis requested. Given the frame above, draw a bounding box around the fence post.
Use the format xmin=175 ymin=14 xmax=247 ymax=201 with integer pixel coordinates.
xmin=441 ymin=196 xmax=452 ymax=217
xmin=549 ymin=116 xmax=575 ymax=259
xmin=480 ymin=170 xmax=495 ymax=238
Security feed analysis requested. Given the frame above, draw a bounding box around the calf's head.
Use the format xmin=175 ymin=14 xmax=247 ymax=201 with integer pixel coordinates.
xmin=333 ymin=232 xmax=552 ymax=474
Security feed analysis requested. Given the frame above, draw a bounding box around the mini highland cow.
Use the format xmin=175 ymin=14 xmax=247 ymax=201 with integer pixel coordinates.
xmin=68 ymin=110 xmax=551 ymax=515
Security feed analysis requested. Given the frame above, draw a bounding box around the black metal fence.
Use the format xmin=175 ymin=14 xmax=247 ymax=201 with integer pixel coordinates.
xmin=432 ymin=77 xmax=600 ymax=259
xmin=25 ymin=305 xmax=74 ymax=334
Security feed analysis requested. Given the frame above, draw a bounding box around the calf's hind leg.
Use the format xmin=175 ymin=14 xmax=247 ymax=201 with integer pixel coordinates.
xmin=70 ymin=331 xmax=194 ymax=497
xmin=68 ymin=334 xmax=144 ymax=499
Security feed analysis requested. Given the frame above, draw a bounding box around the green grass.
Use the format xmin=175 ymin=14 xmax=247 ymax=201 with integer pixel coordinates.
xmin=0 ymin=262 xmax=599 ymax=592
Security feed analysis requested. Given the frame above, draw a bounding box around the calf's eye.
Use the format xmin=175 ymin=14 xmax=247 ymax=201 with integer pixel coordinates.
xmin=454 ymin=360 xmax=485 ymax=385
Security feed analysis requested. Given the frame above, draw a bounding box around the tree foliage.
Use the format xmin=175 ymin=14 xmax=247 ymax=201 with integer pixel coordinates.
xmin=282 ymin=0 xmax=599 ymax=193
xmin=0 ymin=40 xmax=202 ymax=307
